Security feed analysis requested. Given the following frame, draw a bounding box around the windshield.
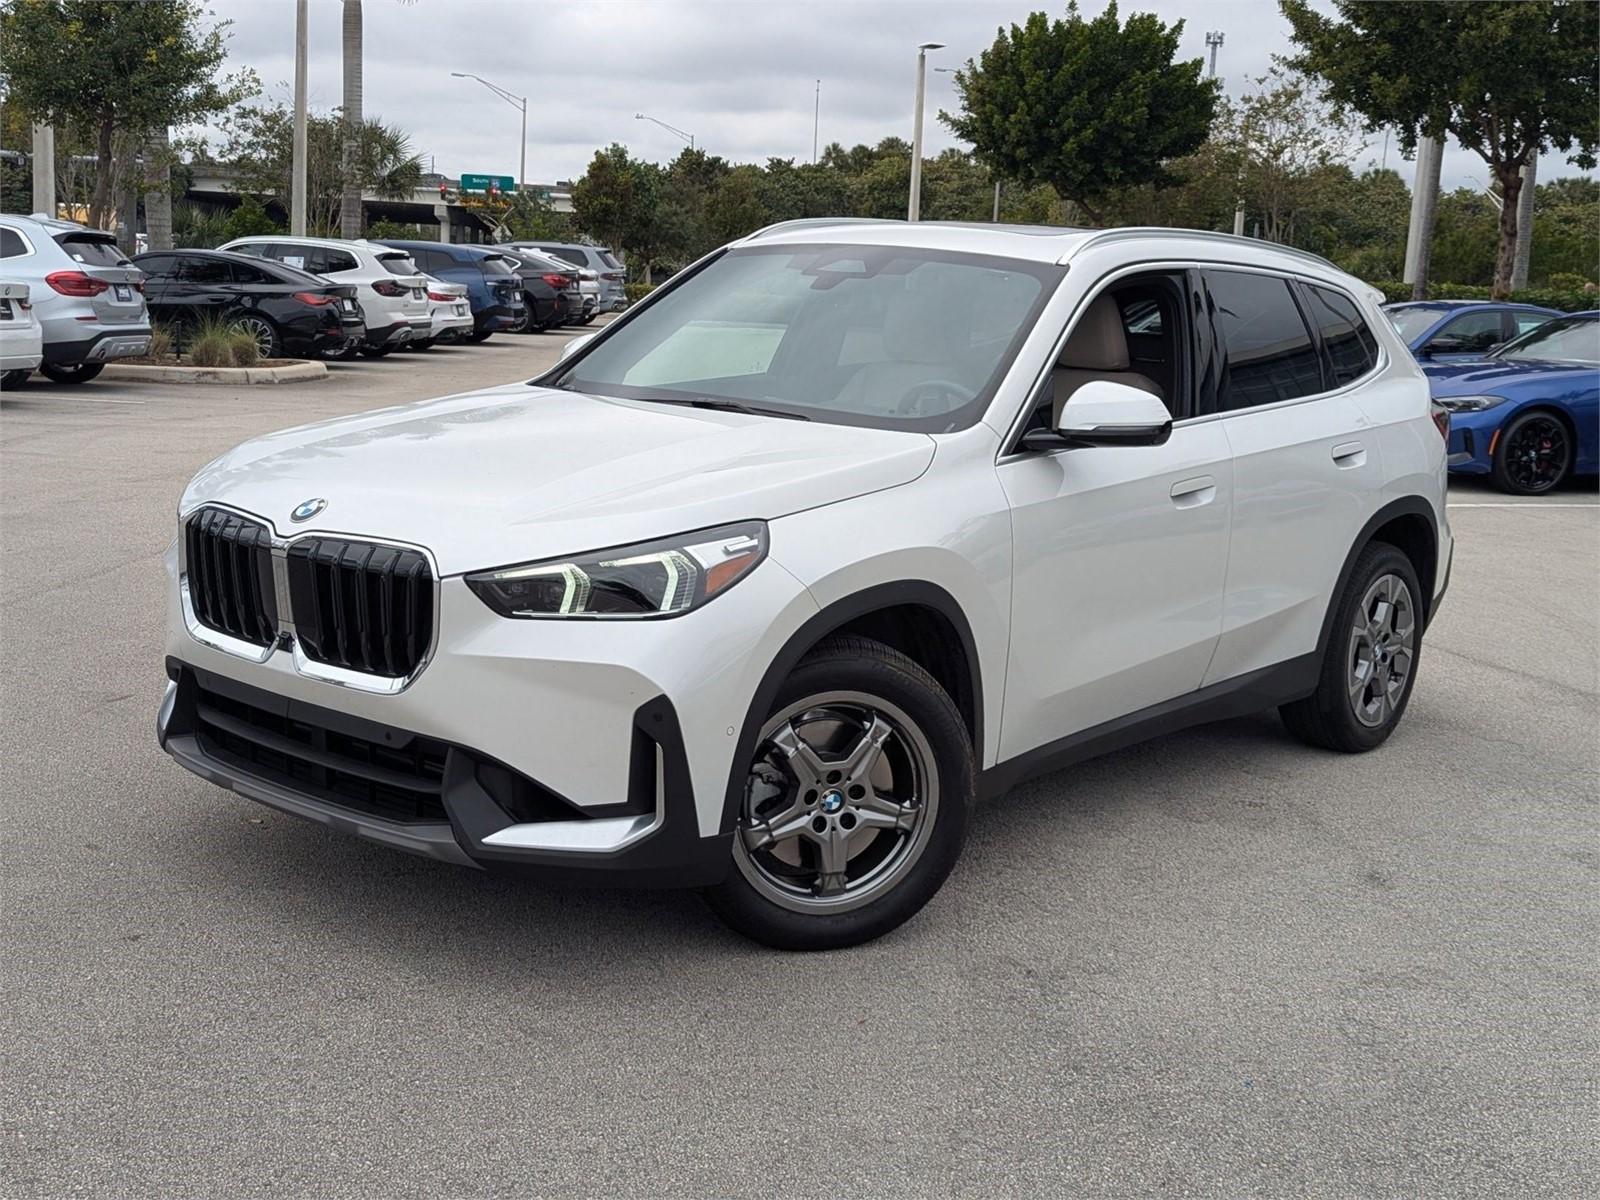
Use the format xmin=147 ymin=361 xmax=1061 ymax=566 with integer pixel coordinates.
xmin=1493 ymin=315 xmax=1599 ymax=365
xmin=548 ymin=243 xmax=1060 ymax=432
xmin=377 ymin=253 xmax=419 ymax=276
xmin=1385 ymin=306 xmax=1442 ymax=341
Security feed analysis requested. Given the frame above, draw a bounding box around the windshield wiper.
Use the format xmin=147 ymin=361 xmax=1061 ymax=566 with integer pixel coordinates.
xmin=639 ymin=396 xmax=810 ymax=421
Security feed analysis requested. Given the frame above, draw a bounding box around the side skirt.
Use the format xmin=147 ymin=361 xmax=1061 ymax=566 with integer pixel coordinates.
xmin=978 ymin=653 xmax=1319 ymax=801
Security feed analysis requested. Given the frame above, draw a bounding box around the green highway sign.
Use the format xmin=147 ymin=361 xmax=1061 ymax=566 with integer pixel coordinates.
xmin=460 ymin=173 xmax=515 ymax=194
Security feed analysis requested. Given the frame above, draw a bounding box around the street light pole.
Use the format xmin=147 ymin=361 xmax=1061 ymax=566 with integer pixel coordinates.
xmin=291 ymin=0 xmax=308 ymax=234
xmin=813 ymin=80 xmax=820 ymax=164
xmin=451 ymin=72 xmax=528 ymax=190
xmin=634 ymin=113 xmax=695 ymax=151
xmin=908 ymin=41 xmax=944 ymax=221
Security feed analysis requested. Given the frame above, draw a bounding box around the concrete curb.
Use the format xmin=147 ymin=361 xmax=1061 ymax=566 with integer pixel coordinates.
xmin=99 ymin=360 xmax=328 ymax=385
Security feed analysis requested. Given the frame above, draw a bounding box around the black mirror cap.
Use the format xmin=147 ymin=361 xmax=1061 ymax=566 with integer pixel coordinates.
xmin=1020 ymin=421 xmax=1173 ymax=452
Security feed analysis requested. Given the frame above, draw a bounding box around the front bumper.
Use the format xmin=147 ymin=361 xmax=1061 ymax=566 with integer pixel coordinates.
xmin=1444 ymin=409 xmax=1503 ymax=475
xmin=159 ymin=535 xmax=819 ymax=886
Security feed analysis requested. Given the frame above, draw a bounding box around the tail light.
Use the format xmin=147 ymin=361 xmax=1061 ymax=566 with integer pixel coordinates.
xmin=371 ymin=279 xmax=407 ymax=297
xmin=130 ymin=279 xmax=145 ymax=293
xmin=46 ymin=271 xmax=110 ymax=297
xmin=1430 ymin=402 xmax=1450 ymax=442
xmin=293 ymin=291 xmax=335 ymax=306
xmin=602 ymin=271 xmax=625 ymax=281
xmin=541 ymin=273 xmax=569 ymax=289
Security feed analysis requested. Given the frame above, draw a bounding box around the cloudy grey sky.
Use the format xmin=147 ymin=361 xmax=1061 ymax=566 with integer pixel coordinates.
xmin=198 ymin=0 xmax=1594 ymax=194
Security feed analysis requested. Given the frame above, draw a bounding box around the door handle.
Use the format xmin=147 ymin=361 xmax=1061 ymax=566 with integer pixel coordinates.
xmin=1331 ymin=441 xmax=1367 ymax=468
xmin=1170 ymin=475 xmax=1217 ymax=508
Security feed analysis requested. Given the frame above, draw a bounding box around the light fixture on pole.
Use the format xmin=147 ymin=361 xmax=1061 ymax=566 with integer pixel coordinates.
xmin=451 ymin=72 xmax=528 ymax=191
xmin=635 ymin=113 xmax=695 ymax=151
xmin=908 ymin=42 xmax=944 ymax=221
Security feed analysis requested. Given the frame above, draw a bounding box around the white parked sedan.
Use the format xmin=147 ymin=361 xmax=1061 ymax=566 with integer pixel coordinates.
xmin=420 ymin=277 xmax=474 ymax=347
xmin=0 ymin=279 xmax=44 ymax=386
xmin=157 ymin=220 xmax=1452 ymax=950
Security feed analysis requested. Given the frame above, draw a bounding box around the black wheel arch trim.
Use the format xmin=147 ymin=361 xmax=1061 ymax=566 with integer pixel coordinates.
xmin=1315 ymin=495 xmax=1442 ymax=654
xmin=718 ymin=580 xmax=985 ymax=837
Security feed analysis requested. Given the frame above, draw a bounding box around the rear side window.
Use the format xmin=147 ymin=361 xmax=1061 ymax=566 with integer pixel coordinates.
xmin=1433 ymin=310 xmax=1505 ymax=352
xmin=135 ymin=254 xmax=178 ymax=277
xmin=55 ymin=233 xmax=128 ymax=267
xmin=176 ymin=257 xmax=233 ymax=284
xmin=1203 ymin=270 xmax=1324 ymax=410
xmin=1513 ymin=311 xmax=1554 ymax=335
xmin=322 ymin=248 xmax=359 ymax=274
xmin=229 ymin=261 xmax=273 ymax=285
xmin=1304 ymin=285 xmax=1379 ymax=387
xmin=1 ymin=227 xmax=31 ymax=258
xmin=480 ymin=255 xmax=516 ymax=277
xmin=541 ymin=247 xmax=586 ymax=268
xmin=599 ymin=251 xmax=623 ymax=270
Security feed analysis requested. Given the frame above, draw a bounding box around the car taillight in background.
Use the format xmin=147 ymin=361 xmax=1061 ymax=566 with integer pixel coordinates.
xmin=541 ymin=274 xmax=569 ymax=289
xmin=1430 ymin=402 xmax=1450 ymax=442
xmin=45 ymin=271 xmax=110 ymax=297
xmin=427 ymin=290 xmax=456 ymax=302
xmin=293 ymin=291 xmax=335 ymax=307
xmin=371 ymin=280 xmax=408 ymax=297
xmin=602 ymin=271 xmax=625 ymax=281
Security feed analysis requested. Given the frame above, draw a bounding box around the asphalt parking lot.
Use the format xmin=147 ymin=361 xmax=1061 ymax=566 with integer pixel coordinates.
xmin=2 ymin=328 xmax=1596 ymax=1198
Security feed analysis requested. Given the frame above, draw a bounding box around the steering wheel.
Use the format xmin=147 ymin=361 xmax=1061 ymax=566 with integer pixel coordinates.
xmin=895 ymin=378 xmax=974 ymax=416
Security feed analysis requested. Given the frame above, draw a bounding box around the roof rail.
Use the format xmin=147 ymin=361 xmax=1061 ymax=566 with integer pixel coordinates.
xmin=1067 ymin=226 xmax=1341 ymax=272
xmin=742 ymin=217 xmax=902 ymax=241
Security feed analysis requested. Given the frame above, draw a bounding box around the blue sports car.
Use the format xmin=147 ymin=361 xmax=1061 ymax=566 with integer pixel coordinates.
xmin=1425 ymin=311 xmax=1599 ymax=495
xmin=1385 ymin=300 xmax=1561 ymax=361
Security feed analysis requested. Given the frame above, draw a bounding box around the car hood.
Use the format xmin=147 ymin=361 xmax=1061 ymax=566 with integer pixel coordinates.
xmin=1423 ymin=356 xmax=1597 ymax=395
xmin=182 ymin=384 xmax=935 ymax=575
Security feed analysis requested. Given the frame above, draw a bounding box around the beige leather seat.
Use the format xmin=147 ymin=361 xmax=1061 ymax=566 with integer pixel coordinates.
xmin=834 ymin=293 xmax=970 ymax=414
xmin=1050 ymin=294 xmax=1165 ymax=426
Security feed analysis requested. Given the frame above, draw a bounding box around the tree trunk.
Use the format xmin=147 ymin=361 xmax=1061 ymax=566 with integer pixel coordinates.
xmin=1491 ymin=165 xmax=1523 ymax=300
xmin=340 ymin=0 xmax=364 ymax=238
xmin=143 ymin=128 xmax=173 ymax=251
xmin=90 ymin=113 xmax=115 ymax=229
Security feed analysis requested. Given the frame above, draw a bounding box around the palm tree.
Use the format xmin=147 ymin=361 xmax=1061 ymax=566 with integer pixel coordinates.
xmin=339 ymin=0 xmax=363 ymax=237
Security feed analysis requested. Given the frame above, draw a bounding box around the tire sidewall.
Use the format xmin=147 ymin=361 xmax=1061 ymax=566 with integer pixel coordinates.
xmin=1492 ymin=409 xmax=1571 ymax=496
xmin=703 ymin=641 xmax=973 ymax=950
xmin=1322 ymin=544 xmax=1424 ymax=751
xmin=41 ymin=362 xmax=103 ymax=384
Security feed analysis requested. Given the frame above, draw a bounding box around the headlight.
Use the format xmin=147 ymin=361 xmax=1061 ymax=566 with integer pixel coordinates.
xmin=1434 ymin=394 xmax=1510 ymax=412
xmin=466 ymin=521 xmax=768 ymax=619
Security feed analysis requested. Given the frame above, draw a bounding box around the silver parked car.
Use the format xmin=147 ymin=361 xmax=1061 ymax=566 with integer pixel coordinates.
xmin=0 ymin=214 xmax=151 ymax=383
xmin=506 ymin=241 xmax=626 ymax=311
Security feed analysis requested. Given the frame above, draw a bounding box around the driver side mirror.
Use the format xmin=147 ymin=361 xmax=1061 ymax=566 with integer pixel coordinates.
xmin=559 ymin=332 xmax=595 ymax=362
xmin=1021 ymin=379 xmax=1172 ymax=451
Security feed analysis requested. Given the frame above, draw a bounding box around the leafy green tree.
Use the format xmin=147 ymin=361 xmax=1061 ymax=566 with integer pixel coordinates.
xmin=1281 ymin=0 xmax=1600 ymax=297
xmin=0 ymin=0 xmax=255 ymax=227
xmin=501 ymin=191 xmax=574 ymax=242
xmin=943 ymin=1 xmax=1218 ymax=222
xmin=220 ymin=102 xmax=421 ymax=237
xmin=570 ymin=143 xmax=656 ymax=256
xmin=705 ymin=165 xmax=769 ymax=244
xmin=221 ymin=193 xmax=281 ymax=242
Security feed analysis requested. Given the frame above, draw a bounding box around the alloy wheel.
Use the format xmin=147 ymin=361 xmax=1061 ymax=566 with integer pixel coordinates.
xmin=734 ymin=692 xmax=938 ymax=914
xmin=232 ymin=316 xmax=276 ymax=358
xmin=1502 ymin=416 xmax=1569 ymax=493
xmin=1347 ymin=573 xmax=1415 ymax=728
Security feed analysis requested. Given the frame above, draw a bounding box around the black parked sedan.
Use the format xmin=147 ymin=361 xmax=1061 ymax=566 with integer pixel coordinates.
xmin=499 ymin=248 xmax=583 ymax=332
xmin=132 ymin=249 xmax=364 ymax=358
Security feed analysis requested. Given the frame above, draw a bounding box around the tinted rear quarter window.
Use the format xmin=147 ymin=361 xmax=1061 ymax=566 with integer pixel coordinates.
xmin=1304 ymin=285 xmax=1379 ymax=386
xmin=541 ymin=247 xmax=586 ymax=268
xmin=1434 ymin=309 xmax=1505 ymax=351
xmin=177 ymin=257 xmax=232 ymax=284
xmin=377 ymin=252 xmax=419 ymax=276
xmin=1204 ymin=270 xmax=1324 ymax=410
xmin=134 ymin=254 xmax=178 ymax=277
xmin=323 ymin=249 xmax=359 ymax=273
xmin=1 ymin=227 xmax=30 ymax=258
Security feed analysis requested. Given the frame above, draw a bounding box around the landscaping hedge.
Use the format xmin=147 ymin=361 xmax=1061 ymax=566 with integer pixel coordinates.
xmin=624 ymin=282 xmax=655 ymax=304
xmin=1366 ymin=280 xmax=1595 ymax=312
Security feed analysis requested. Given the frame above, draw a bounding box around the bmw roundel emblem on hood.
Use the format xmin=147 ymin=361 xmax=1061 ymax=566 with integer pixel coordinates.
xmin=290 ymin=497 xmax=328 ymax=523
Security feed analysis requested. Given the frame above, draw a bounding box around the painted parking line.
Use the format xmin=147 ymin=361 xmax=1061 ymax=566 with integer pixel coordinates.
xmin=7 ymin=393 xmax=148 ymax=405
xmin=1448 ymin=502 xmax=1597 ymax=508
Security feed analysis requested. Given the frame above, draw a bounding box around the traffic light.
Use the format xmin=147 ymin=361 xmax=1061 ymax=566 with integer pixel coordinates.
xmin=439 ymin=183 xmax=448 ymax=199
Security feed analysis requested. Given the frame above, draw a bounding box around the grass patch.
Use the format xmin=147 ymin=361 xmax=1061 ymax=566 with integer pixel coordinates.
xmin=187 ymin=315 xmax=260 ymax=368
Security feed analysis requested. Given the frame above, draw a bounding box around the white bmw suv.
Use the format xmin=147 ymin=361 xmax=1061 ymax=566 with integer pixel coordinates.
xmin=159 ymin=221 xmax=1452 ymax=949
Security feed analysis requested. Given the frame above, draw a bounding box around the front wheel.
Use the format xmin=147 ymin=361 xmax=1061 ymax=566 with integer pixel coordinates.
xmin=1492 ymin=409 xmax=1572 ymax=495
xmin=702 ymin=636 xmax=973 ymax=950
xmin=40 ymin=362 xmax=104 ymax=384
xmin=1280 ymin=542 xmax=1423 ymax=753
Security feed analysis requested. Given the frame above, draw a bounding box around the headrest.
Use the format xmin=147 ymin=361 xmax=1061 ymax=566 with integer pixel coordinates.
xmin=1060 ymin=294 xmax=1130 ymax=371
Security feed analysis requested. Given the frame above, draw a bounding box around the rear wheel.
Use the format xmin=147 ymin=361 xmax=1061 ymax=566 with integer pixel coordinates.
xmin=578 ymin=312 xmax=596 ymax=326
xmin=229 ymin=314 xmax=279 ymax=358
xmin=324 ymin=344 xmax=360 ymax=361
xmin=1280 ymin=542 xmax=1422 ymax=753
xmin=702 ymin=636 xmax=972 ymax=950
xmin=40 ymin=362 xmax=104 ymax=384
xmin=359 ymin=345 xmax=395 ymax=358
xmin=467 ymin=329 xmax=493 ymax=343
xmin=1492 ymin=409 xmax=1571 ymax=495
xmin=407 ymin=337 xmax=435 ymax=352
xmin=1 ymin=368 xmax=30 ymax=388
xmin=508 ymin=304 xmax=534 ymax=334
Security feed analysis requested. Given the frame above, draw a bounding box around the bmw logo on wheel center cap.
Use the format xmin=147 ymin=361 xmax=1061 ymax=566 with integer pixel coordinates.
xmin=820 ymin=789 xmax=845 ymax=813
xmin=290 ymin=497 xmax=327 ymax=523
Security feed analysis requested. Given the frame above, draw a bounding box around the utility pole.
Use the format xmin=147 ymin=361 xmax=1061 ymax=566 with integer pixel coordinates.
xmin=993 ymin=179 xmax=1001 ymax=223
xmin=908 ymin=42 xmax=943 ymax=222
xmin=291 ymin=0 xmax=309 ymax=235
xmin=30 ymin=123 xmax=55 ymax=216
xmin=1403 ymin=136 xmax=1442 ymax=300
xmin=1206 ymin=32 xmax=1246 ymax=237
xmin=813 ymin=79 xmax=820 ymax=164
xmin=1510 ymin=156 xmax=1537 ymax=291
